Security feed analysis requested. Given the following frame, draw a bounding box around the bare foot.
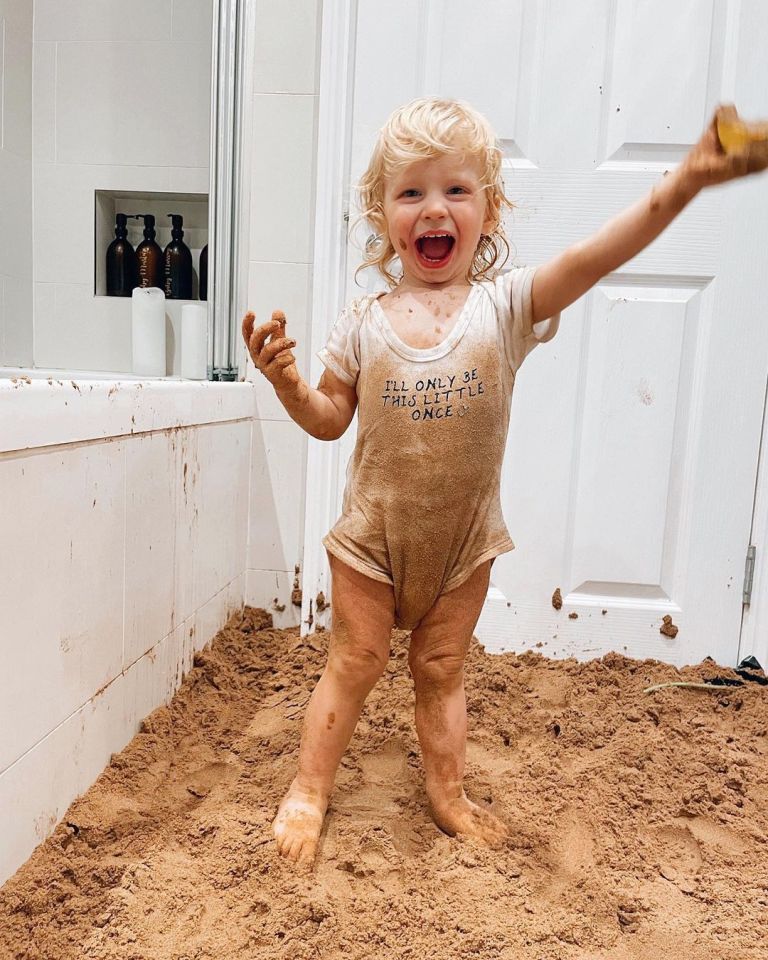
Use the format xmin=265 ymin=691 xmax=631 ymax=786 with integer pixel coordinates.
xmin=429 ymin=791 xmax=508 ymax=847
xmin=272 ymin=780 xmax=328 ymax=864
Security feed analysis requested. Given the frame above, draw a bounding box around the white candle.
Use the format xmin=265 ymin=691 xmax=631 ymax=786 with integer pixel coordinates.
xmin=131 ymin=287 xmax=166 ymax=377
xmin=180 ymin=304 xmax=208 ymax=380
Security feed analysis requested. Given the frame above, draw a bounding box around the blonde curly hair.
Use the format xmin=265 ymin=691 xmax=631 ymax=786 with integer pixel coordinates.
xmin=355 ymin=97 xmax=514 ymax=287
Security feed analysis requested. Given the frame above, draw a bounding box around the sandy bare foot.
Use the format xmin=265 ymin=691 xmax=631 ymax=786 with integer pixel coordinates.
xmin=429 ymin=791 xmax=508 ymax=848
xmin=272 ymin=780 xmax=328 ymax=865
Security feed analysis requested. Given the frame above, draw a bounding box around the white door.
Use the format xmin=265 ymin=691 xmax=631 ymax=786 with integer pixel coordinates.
xmin=306 ymin=0 xmax=768 ymax=667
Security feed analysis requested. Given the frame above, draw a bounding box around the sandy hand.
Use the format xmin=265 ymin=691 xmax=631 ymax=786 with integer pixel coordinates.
xmin=241 ymin=309 xmax=301 ymax=394
xmin=681 ymin=103 xmax=768 ymax=190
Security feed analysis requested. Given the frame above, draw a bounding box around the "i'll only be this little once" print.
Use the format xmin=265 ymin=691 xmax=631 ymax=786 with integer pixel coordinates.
xmin=380 ymin=367 xmax=484 ymax=422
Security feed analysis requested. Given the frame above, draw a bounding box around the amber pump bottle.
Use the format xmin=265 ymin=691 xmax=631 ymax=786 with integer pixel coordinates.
xmin=163 ymin=214 xmax=193 ymax=299
xmin=199 ymin=244 xmax=208 ymax=301
xmin=135 ymin=214 xmax=164 ymax=289
xmin=106 ymin=213 xmax=138 ymax=296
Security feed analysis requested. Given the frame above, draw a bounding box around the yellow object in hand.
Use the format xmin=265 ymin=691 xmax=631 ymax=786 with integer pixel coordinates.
xmin=717 ymin=105 xmax=768 ymax=155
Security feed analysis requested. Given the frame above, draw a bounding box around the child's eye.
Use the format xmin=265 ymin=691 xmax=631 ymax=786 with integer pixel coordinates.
xmin=447 ymin=186 xmax=468 ymax=195
xmin=400 ymin=189 xmax=420 ymax=198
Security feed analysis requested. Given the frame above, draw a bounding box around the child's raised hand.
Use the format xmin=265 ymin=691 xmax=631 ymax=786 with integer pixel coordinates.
xmin=680 ymin=104 xmax=768 ymax=191
xmin=242 ymin=309 xmax=301 ymax=394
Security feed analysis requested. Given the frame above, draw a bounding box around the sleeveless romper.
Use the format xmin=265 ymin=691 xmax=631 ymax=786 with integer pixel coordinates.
xmin=318 ymin=267 xmax=559 ymax=630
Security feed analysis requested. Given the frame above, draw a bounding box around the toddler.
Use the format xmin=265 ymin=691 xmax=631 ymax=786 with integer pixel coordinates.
xmin=243 ymin=98 xmax=767 ymax=864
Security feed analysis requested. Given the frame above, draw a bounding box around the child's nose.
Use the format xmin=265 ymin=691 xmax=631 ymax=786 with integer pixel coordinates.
xmin=423 ymin=194 xmax=448 ymax=219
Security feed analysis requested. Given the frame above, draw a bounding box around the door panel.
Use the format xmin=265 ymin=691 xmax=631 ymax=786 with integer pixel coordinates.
xmin=335 ymin=0 xmax=768 ymax=665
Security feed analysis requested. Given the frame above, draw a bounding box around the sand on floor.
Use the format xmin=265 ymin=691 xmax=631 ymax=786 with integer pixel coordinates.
xmin=1 ymin=606 xmax=767 ymax=959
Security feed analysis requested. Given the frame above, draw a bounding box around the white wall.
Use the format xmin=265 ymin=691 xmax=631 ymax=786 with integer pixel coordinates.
xmin=0 ymin=0 xmax=324 ymax=887
xmin=0 ymin=0 xmax=33 ymax=366
xmin=32 ymin=0 xmax=212 ymax=372
xmin=244 ymin=0 xmax=321 ymax=626
xmin=0 ymin=380 xmax=253 ymax=887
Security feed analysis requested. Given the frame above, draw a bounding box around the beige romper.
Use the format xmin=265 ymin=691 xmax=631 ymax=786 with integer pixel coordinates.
xmin=318 ymin=267 xmax=559 ymax=630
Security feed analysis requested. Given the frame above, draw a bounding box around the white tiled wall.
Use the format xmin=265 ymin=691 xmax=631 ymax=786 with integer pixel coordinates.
xmin=0 ymin=0 xmax=34 ymax=366
xmin=31 ymin=0 xmax=212 ymax=372
xmin=0 ymin=0 xmax=323 ymax=888
xmin=244 ymin=0 xmax=321 ymax=623
xmin=0 ymin=383 xmax=253 ymax=887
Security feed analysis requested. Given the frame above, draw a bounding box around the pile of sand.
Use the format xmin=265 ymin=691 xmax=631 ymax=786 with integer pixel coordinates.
xmin=1 ymin=607 xmax=767 ymax=959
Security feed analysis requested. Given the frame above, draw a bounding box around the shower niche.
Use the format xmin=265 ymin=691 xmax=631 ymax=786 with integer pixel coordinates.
xmin=94 ymin=190 xmax=209 ymax=300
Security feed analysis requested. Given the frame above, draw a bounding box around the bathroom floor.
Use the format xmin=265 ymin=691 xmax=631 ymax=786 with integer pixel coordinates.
xmin=2 ymin=607 xmax=767 ymax=959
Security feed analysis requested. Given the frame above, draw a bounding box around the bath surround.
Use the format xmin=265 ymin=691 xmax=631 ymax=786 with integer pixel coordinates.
xmin=0 ymin=374 xmax=254 ymax=887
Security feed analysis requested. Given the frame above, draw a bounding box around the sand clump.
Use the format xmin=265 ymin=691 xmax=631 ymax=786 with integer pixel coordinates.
xmin=1 ymin=607 xmax=768 ymax=959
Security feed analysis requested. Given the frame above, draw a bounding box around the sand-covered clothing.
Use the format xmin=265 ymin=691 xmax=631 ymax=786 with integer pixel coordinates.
xmin=318 ymin=266 xmax=559 ymax=629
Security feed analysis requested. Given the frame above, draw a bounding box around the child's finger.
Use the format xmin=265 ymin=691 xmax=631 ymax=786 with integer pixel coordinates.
xmin=248 ymin=320 xmax=282 ymax=361
xmin=241 ymin=311 xmax=256 ymax=347
xmin=260 ymin=337 xmax=297 ymax=364
xmin=272 ymin=350 xmax=297 ymax=369
xmin=269 ymin=309 xmax=287 ymax=344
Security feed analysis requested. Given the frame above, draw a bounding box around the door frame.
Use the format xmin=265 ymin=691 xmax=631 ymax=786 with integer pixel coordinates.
xmin=738 ymin=375 xmax=768 ymax=669
xmin=300 ymin=0 xmax=358 ymax=635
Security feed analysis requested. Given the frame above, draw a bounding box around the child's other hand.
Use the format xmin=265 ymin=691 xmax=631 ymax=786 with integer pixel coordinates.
xmin=242 ymin=309 xmax=301 ymax=394
xmin=680 ymin=104 xmax=768 ymax=192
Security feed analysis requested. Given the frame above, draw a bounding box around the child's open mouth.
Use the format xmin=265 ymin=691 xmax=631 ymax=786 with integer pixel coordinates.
xmin=415 ymin=233 xmax=455 ymax=268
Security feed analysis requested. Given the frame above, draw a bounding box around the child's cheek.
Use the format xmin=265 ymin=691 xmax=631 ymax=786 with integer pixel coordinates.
xmin=398 ymin=239 xmax=407 ymax=252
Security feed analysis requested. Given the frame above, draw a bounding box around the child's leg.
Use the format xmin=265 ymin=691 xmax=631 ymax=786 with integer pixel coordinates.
xmin=408 ymin=559 xmax=507 ymax=846
xmin=273 ymin=553 xmax=395 ymax=863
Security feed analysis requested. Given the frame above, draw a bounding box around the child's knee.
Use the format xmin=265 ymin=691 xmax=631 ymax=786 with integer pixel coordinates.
xmin=409 ymin=646 xmax=466 ymax=689
xmin=328 ymin=640 xmax=388 ymax=689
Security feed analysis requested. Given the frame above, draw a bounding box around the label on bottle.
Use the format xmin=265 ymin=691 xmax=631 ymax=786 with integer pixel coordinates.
xmin=138 ymin=249 xmax=153 ymax=287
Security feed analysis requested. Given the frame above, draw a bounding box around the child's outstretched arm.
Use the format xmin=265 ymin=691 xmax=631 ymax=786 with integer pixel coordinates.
xmin=531 ymin=104 xmax=768 ymax=325
xmin=242 ymin=310 xmax=357 ymax=441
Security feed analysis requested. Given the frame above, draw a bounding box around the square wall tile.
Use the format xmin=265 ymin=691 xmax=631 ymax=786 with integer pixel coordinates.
xmin=34 ymin=282 xmax=133 ymax=373
xmin=249 ymin=94 xmax=316 ymax=264
xmin=251 ymin=0 xmax=319 ymax=95
xmin=56 ymin=42 xmax=210 ymax=168
xmin=248 ymin=418 xmax=306 ymax=571
xmin=124 ymin=431 xmax=178 ymax=666
xmin=0 ymin=440 xmax=126 ymax=773
xmin=245 ymin=259 xmax=311 ymax=419
xmin=33 ymin=0 xmax=173 ymax=41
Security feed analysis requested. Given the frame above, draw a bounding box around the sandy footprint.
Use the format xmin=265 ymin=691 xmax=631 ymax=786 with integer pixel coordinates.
xmin=184 ymin=761 xmax=239 ymax=800
xmin=677 ymin=815 xmax=749 ymax=855
xmin=652 ymin=824 xmax=702 ymax=891
xmin=536 ymin=807 xmax=596 ymax=901
xmin=246 ymin=705 xmax=290 ymax=739
xmin=357 ymin=737 xmax=411 ymax=785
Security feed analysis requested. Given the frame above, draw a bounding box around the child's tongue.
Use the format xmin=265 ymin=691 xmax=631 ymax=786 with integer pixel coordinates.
xmin=418 ymin=235 xmax=453 ymax=261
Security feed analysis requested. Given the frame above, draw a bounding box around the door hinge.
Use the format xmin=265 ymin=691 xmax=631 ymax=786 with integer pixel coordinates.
xmin=743 ymin=544 xmax=756 ymax=605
